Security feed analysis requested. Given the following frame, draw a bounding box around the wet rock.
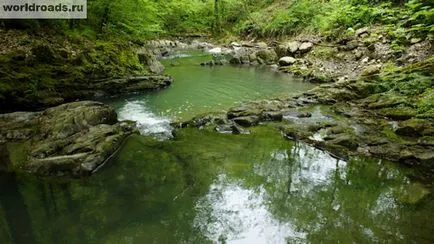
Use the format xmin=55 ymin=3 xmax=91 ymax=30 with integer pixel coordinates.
xmin=297 ymin=112 xmax=312 ymax=118
xmin=91 ymin=75 xmax=173 ymax=98
xmin=262 ymin=111 xmax=283 ymax=121
xmin=215 ymin=122 xmax=249 ymax=135
xmin=227 ymin=106 xmax=261 ymax=119
xmin=0 ymin=112 xmax=41 ymax=143
xmin=326 ymin=134 xmax=358 ymax=150
xmin=278 ymin=57 xmax=297 ymax=66
xmin=0 ymin=101 xmax=137 ymax=177
xmin=175 ymin=114 xmax=224 ymax=129
xmin=233 ymin=116 xmax=260 ymax=127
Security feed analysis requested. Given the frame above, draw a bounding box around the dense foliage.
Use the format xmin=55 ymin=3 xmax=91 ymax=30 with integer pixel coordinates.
xmin=1 ymin=0 xmax=431 ymax=42
xmin=237 ymin=0 xmax=433 ymax=40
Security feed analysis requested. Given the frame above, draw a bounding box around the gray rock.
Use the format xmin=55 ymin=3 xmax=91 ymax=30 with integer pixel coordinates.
xmin=215 ymin=122 xmax=249 ymax=135
xmin=256 ymin=42 xmax=268 ymax=49
xmin=355 ymin=27 xmax=370 ymax=37
xmin=0 ymin=101 xmax=137 ymax=177
xmin=255 ymin=49 xmax=278 ymax=65
xmin=299 ymin=42 xmax=314 ymax=53
xmin=229 ymin=48 xmax=250 ymax=64
xmin=262 ymin=111 xmax=283 ymax=121
xmin=233 ymin=116 xmax=260 ymax=127
xmin=278 ymin=56 xmax=297 ymax=66
xmin=148 ymin=59 xmax=165 ymax=74
xmin=287 ymin=41 xmax=301 ymax=54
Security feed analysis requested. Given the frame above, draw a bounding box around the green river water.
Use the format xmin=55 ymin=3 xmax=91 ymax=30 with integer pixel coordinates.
xmin=0 ymin=51 xmax=433 ymax=244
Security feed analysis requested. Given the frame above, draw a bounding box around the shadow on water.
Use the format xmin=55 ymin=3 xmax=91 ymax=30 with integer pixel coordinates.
xmin=0 ymin=126 xmax=432 ymax=243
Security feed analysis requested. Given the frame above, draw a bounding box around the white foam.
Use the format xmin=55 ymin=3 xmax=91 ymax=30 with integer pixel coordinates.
xmin=117 ymin=100 xmax=173 ymax=140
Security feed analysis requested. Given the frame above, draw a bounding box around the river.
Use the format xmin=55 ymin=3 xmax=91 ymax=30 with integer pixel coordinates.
xmin=0 ymin=51 xmax=432 ymax=244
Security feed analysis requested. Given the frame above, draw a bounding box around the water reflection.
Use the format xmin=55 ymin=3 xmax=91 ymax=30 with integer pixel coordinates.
xmin=194 ymin=174 xmax=306 ymax=244
xmin=0 ymin=128 xmax=433 ymax=243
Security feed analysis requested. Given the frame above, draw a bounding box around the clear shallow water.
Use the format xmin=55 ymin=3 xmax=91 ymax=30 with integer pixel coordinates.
xmin=1 ymin=127 xmax=433 ymax=243
xmin=108 ymin=50 xmax=313 ymax=137
xmin=1 ymin=53 xmax=433 ymax=243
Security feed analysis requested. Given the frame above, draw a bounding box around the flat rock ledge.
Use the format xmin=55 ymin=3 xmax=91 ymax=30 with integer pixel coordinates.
xmin=0 ymin=101 xmax=137 ymax=177
xmin=174 ymin=96 xmax=434 ymax=178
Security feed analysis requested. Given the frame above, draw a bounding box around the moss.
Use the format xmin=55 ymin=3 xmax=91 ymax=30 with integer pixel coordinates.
xmin=377 ymin=106 xmax=417 ymax=120
xmin=416 ymin=88 xmax=434 ymax=118
xmin=383 ymin=127 xmax=406 ymax=143
xmin=6 ymin=141 xmax=31 ymax=170
xmin=0 ymin=36 xmax=150 ymax=112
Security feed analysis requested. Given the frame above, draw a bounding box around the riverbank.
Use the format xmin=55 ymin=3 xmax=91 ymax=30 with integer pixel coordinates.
xmin=0 ymin=29 xmax=173 ymax=113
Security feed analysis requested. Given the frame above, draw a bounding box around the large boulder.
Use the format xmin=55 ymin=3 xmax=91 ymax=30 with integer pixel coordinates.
xmin=0 ymin=101 xmax=137 ymax=177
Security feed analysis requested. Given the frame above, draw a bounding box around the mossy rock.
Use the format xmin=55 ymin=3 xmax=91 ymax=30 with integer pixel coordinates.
xmin=395 ymin=118 xmax=433 ymax=137
xmin=255 ymin=49 xmax=277 ymax=64
xmin=377 ymin=107 xmax=417 ymax=120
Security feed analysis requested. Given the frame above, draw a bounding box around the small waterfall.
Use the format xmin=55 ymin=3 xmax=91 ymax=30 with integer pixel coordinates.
xmin=117 ymin=100 xmax=173 ymax=140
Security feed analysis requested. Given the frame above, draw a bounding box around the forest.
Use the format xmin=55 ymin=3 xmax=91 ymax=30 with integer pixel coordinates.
xmin=0 ymin=0 xmax=433 ymax=243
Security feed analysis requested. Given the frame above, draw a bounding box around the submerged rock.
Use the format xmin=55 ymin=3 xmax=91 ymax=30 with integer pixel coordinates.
xmin=0 ymin=101 xmax=137 ymax=177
